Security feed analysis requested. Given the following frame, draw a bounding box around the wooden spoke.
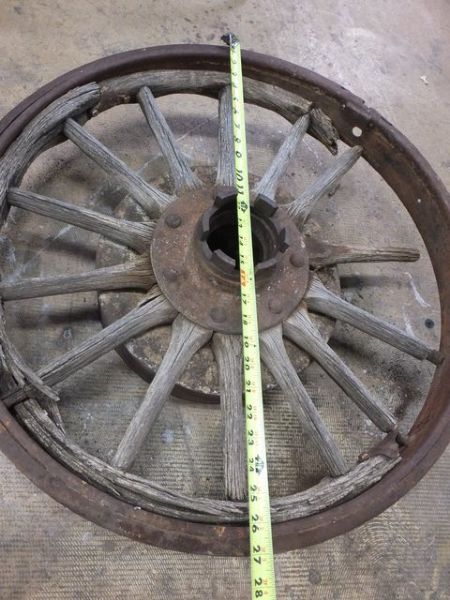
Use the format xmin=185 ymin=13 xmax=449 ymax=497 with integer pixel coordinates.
xmin=8 ymin=188 xmax=154 ymax=253
xmin=0 ymin=304 xmax=59 ymax=404
xmin=2 ymin=291 xmax=176 ymax=407
xmin=0 ymin=83 xmax=101 ymax=210
xmin=138 ymin=86 xmax=200 ymax=191
xmin=308 ymin=108 xmax=339 ymax=155
xmin=284 ymin=308 xmax=397 ymax=431
xmin=19 ymin=397 xmax=401 ymax=523
xmin=306 ymin=237 xmax=420 ymax=268
xmin=286 ymin=145 xmax=363 ymax=224
xmin=306 ymin=275 xmax=441 ymax=364
xmin=64 ymin=118 xmax=172 ymax=217
xmin=253 ymin=114 xmax=310 ymax=201
xmin=112 ymin=315 xmax=212 ymax=470
xmin=212 ymin=333 xmax=246 ymax=501
xmin=0 ymin=257 xmax=153 ymax=301
xmin=216 ymin=85 xmax=235 ymax=187
xmin=96 ymin=71 xmax=343 ymax=154
xmin=260 ymin=326 xmax=348 ymax=476
xmin=0 ymin=301 xmax=64 ymax=429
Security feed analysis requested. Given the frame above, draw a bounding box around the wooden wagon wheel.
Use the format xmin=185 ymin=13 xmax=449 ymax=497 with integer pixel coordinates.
xmin=0 ymin=45 xmax=448 ymax=556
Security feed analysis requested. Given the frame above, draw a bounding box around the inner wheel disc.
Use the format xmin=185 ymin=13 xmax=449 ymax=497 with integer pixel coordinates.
xmin=0 ymin=44 xmax=448 ymax=557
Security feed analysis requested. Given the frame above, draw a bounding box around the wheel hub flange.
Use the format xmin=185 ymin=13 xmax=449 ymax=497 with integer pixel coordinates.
xmin=151 ymin=185 xmax=310 ymax=334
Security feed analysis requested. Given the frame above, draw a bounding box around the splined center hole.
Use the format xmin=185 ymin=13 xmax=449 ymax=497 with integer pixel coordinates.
xmin=206 ymin=207 xmax=268 ymax=269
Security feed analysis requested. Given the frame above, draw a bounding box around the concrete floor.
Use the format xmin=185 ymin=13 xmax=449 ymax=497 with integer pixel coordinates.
xmin=1 ymin=1 xmax=450 ymax=598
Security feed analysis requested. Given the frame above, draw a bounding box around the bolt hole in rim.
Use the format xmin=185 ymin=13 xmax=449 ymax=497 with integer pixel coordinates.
xmin=0 ymin=45 xmax=448 ymax=556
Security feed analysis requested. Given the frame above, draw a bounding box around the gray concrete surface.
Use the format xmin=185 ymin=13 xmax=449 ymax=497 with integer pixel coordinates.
xmin=1 ymin=1 xmax=450 ymax=598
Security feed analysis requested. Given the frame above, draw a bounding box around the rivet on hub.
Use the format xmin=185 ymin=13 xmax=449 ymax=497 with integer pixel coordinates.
xmin=268 ymin=298 xmax=283 ymax=314
xmin=290 ymin=251 xmax=305 ymax=268
xmin=163 ymin=268 xmax=179 ymax=282
xmin=165 ymin=213 xmax=182 ymax=229
xmin=210 ymin=307 xmax=227 ymax=323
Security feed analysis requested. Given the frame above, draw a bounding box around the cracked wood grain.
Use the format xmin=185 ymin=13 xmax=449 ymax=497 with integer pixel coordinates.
xmin=260 ymin=325 xmax=348 ymax=477
xmin=216 ymin=85 xmax=235 ymax=187
xmin=18 ymin=400 xmax=242 ymax=521
xmin=0 ymin=256 xmax=153 ymax=301
xmin=286 ymin=145 xmax=362 ymax=224
xmin=95 ymin=70 xmax=338 ymax=154
xmin=306 ymin=237 xmax=420 ymax=268
xmin=8 ymin=188 xmax=154 ymax=253
xmin=284 ymin=307 xmax=397 ymax=431
xmin=0 ymin=302 xmax=64 ymax=429
xmin=17 ymin=397 xmax=400 ymax=523
xmin=64 ymin=118 xmax=172 ymax=217
xmin=212 ymin=333 xmax=246 ymax=501
xmin=253 ymin=114 xmax=310 ymax=201
xmin=138 ymin=86 xmax=200 ymax=191
xmin=112 ymin=315 xmax=212 ymax=470
xmin=306 ymin=275 xmax=441 ymax=364
xmin=3 ymin=291 xmax=177 ymax=407
xmin=0 ymin=83 xmax=101 ymax=218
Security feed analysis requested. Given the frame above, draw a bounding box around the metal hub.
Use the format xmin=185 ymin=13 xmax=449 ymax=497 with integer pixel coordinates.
xmin=96 ymin=178 xmax=339 ymax=401
xmin=151 ymin=185 xmax=310 ymax=334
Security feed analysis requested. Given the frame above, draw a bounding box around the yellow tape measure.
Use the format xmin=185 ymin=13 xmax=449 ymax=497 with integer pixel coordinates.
xmin=223 ymin=33 xmax=277 ymax=600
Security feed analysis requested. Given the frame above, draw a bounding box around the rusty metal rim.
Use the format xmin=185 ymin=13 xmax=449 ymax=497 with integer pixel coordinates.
xmin=0 ymin=44 xmax=449 ymax=556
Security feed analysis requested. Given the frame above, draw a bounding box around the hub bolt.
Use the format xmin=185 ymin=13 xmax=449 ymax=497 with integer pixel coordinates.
xmin=210 ymin=307 xmax=227 ymax=323
xmin=268 ymin=298 xmax=283 ymax=314
xmin=290 ymin=251 xmax=305 ymax=268
xmin=163 ymin=268 xmax=179 ymax=282
xmin=165 ymin=213 xmax=182 ymax=229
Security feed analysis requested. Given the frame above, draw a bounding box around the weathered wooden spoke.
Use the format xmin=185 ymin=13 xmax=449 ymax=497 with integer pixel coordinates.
xmin=18 ymin=399 xmax=243 ymax=521
xmin=216 ymin=85 xmax=235 ymax=187
xmin=306 ymin=275 xmax=441 ymax=364
xmin=0 ymin=304 xmax=58 ymax=404
xmin=64 ymin=118 xmax=172 ymax=217
xmin=286 ymin=145 xmax=363 ymax=224
xmin=0 ymin=83 xmax=101 ymax=208
xmin=253 ymin=114 xmax=310 ymax=201
xmin=138 ymin=86 xmax=200 ymax=191
xmin=94 ymin=70 xmax=342 ymax=154
xmin=8 ymin=188 xmax=154 ymax=253
xmin=284 ymin=308 xmax=397 ymax=431
xmin=0 ymin=300 xmax=64 ymax=429
xmin=112 ymin=315 xmax=212 ymax=470
xmin=306 ymin=237 xmax=420 ymax=268
xmin=260 ymin=326 xmax=348 ymax=476
xmin=0 ymin=257 xmax=153 ymax=301
xmin=2 ymin=291 xmax=176 ymax=407
xmin=212 ymin=333 xmax=246 ymax=501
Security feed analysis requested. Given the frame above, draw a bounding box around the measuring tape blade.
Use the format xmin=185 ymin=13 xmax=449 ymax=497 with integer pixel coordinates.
xmin=223 ymin=32 xmax=277 ymax=600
